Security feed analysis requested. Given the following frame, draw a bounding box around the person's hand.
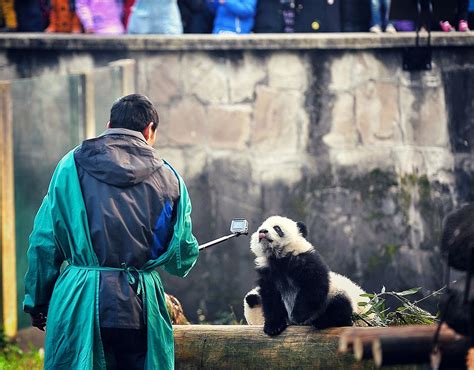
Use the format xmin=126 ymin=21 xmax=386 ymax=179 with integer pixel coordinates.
xmin=30 ymin=312 xmax=47 ymax=331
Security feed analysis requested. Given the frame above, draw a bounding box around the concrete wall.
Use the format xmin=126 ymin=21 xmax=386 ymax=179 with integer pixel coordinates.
xmin=1 ymin=34 xmax=473 ymax=323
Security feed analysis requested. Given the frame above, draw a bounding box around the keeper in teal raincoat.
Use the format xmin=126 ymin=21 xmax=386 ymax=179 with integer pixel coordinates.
xmin=23 ymin=94 xmax=199 ymax=369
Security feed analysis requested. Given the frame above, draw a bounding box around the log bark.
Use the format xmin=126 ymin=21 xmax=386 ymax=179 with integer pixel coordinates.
xmin=350 ymin=324 xmax=457 ymax=362
xmin=338 ymin=325 xmax=453 ymax=354
xmin=174 ymin=325 xmax=378 ymax=370
xmin=373 ymin=333 xmax=469 ymax=368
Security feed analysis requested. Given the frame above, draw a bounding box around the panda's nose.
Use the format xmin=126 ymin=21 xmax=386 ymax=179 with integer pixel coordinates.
xmin=258 ymin=229 xmax=268 ymax=241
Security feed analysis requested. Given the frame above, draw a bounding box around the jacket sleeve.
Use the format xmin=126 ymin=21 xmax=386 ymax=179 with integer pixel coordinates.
xmin=23 ymin=194 xmax=65 ymax=314
xmin=161 ymin=180 xmax=199 ymax=278
xmin=75 ymin=0 xmax=94 ymax=31
xmin=223 ymin=0 xmax=256 ymax=17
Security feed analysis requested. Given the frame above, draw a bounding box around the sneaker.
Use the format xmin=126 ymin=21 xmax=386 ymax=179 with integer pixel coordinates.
xmin=458 ymin=20 xmax=470 ymax=32
xmin=385 ymin=24 xmax=397 ymax=33
xmin=439 ymin=21 xmax=455 ymax=32
xmin=370 ymin=25 xmax=382 ymax=33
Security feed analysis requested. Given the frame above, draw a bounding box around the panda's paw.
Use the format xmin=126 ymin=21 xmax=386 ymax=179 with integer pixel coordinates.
xmin=291 ymin=307 xmax=311 ymax=325
xmin=264 ymin=321 xmax=288 ymax=336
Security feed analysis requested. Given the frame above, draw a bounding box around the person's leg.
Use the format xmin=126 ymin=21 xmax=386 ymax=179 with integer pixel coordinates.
xmin=100 ymin=328 xmax=119 ymax=370
xmin=114 ymin=328 xmax=147 ymax=370
xmin=458 ymin=0 xmax=469 ymax=21
xmin=383 ymin=0 xmax=396 ymax=32
xmin=458 ymin=0 xmax=470 ymax=31
xmin=370 ymin=0 xmax=381 ymax=26
xmin=370 ymin=0 xmax=382 ymax=32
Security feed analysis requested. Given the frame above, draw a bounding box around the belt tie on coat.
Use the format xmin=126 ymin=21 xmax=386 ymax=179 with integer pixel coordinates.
xmin=66 ymin=263 xmax=150 ymax=320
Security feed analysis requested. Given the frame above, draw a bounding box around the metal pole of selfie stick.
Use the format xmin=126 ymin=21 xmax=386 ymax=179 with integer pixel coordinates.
xmin=198 ymin=232 xmax=245 ymax=251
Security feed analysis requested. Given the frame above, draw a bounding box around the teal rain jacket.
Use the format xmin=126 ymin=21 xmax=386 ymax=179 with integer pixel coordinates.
xmin=24 ymin=150 xmax=199 ymax=369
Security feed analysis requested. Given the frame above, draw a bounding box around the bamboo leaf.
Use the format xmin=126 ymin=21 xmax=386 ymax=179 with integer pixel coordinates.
xmin=396 ymin=287 xmax=421 ymax=296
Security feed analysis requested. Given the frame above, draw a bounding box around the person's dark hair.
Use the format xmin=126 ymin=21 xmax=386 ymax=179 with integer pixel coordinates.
xmin=109 ymin=94 xmax=159 ymax=132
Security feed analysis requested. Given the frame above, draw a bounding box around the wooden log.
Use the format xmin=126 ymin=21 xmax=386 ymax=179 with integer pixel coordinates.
xmin=466 ymin=347 xmax=474 ymax=370
xmin=353 ymin=336 xmax=374 ymax=361
xmin=338 ymin=324 xmax=452 ymax=354
xmin=351 ymin=324 xmax=457 ymax=362
xmin=430 ymin=341 xmax=473 ymax=370
xmin=373 ymin=332 xmax=469 ymax=368
xmin=174 ymin=325 xmax=378 ymax=370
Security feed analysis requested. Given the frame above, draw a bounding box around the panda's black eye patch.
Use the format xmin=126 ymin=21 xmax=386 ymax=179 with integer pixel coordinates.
xmin=273 ymin=226 xmax=284 ymax=237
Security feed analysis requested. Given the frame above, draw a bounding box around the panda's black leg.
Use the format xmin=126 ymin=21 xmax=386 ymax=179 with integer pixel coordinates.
xmin=291 ymin=290 xmax=328 ymax=324
xmin=245 ymin=292 xmax=261 ymax=308
xmin=258 ymin=277 xmax=288 ymax=336
xmin=311 ymin=294 xmax=353 ymax=330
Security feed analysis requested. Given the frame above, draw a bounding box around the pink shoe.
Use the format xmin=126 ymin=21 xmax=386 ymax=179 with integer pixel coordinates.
xmin=458 ymin=20 xmax=470 ymax=32
xmin=439 ymin=21 xmax=455 ymax=32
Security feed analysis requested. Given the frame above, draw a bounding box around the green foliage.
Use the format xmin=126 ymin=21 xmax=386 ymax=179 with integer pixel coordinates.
xmin=354 ymin=286 xmax=443 ymax=327
xmin=0 ymin=342 xmax=43 ymax=370
xmin=0 ymin=328 xmax=43 ymax=369
xmin=196 ymin=305 xmax=244 ymax=325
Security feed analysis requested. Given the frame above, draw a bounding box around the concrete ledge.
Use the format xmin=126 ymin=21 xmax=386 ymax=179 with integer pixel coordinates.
xmin=0 ymin=32 xmax=473 ymax=51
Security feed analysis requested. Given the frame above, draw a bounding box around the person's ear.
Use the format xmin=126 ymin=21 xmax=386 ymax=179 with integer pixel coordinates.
xmin=142 ymin=122 xmax=156 ymax=144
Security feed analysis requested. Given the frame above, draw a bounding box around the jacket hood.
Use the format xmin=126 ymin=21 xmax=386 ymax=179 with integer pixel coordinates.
xmin=74 ymin=128 xmax=163 ymax=188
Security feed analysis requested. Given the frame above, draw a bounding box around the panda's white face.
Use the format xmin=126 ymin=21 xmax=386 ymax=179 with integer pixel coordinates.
xmin=250 ymin=216 xmax=313 ymax=265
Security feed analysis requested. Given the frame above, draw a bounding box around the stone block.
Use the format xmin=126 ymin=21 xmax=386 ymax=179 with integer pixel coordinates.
xmin=391 ymin=147 xmax=455 ymax=178
xmin=355 ymin=81 xmax=403 ymax=146
xmin=328 ymin=52 xmax=355 ymax=92
xmin=183 ymin=148 xmax=207 ymax=180
xmin=59 ymin=54 xmax=94 ymax=75
xmin=252 ymin=155 xmax=305 ymax=185
xmin=228 ymin=53 xmax=266 ymax=103
xmin=154 ymin=106 xmax=171 ymax=146
xmin=322 ymin=92 xmax=358 ymax=148
xmin=157 ymin=147 xmax=186 ymax=174
xmin=168 ymin=98 xmax=207 ymax=146
xmin=353 ymin=52 xmax=400 ymax=85
xmin=328 ymin=148 xmax=393 ymax=171
xmin=182 ymin=52 xmax=229 ymax=104
xmin=139 ymin=54 xmax=181 ymax=105
xmin=267 ymin=52 xmax=308 ymax=91
xmin=400 ymin=86 xmax=449 ymax=147
xmin=207 ymin=105 xmax=252 ymax=150
xmin=252 ymin=86 xmax=307 ymax=152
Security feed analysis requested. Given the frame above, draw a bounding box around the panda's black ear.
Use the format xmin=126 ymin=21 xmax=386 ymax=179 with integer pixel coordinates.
xmin=296 ymin=222 xmax=308 ymax=238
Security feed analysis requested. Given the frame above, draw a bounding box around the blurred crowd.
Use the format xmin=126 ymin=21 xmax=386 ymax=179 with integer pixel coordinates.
xmin=0 ymin=0 xmax=472 ymax=35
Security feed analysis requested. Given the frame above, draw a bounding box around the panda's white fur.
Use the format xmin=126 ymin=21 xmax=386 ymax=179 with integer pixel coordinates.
xmin=244 ymin=215 xmax=372 ymax=328
xmin=244 ymin=272 xmax=371 ymax=325
xmin=250 ymin=216 xmax=313 ymax=268
xmin=328 ymin=271 xmax=370 ymax=316
xmin=243 ymin=287 xmax=265 ymax=325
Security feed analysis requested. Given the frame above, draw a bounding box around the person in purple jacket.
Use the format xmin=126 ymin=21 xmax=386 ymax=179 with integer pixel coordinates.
xmin=208 ymin=0 xmax=256 ymax=34
xmin=76 ymin=0 xmax=124 ymax=34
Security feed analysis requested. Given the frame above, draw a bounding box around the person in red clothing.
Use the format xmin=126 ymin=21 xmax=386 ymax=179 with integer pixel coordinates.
xmin=45 ymin=0 xmax=82 ymax=33
xmin=123 ymin=0 xmax=135 ymax=28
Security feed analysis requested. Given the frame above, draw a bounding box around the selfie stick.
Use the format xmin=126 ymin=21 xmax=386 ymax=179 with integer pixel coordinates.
xmin=198 ymin=231 xmax=247 ymax=252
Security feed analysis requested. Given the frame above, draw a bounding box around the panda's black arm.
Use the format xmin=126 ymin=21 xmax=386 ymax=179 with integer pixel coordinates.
xmin=289 ymin=254 xmax=330 ymax=324
xmin=257 ymin=270 xmax=288 ymax=336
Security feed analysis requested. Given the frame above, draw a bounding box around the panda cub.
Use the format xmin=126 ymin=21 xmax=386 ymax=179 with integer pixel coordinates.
xmin=244 ymin=216 xmax=371 ymax=336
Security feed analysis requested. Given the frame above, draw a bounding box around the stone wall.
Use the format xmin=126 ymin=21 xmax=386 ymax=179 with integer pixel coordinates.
xmin=1 ymin=34 xmax=473 ymax=322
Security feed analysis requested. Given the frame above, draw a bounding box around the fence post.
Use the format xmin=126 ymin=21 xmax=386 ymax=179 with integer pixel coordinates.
xmin=78 ymin=72 xmax=96 ymax=140
xmin=108 ymin=59 xmax=136 ymax=95
xmin=0 ymin=81 xmax=18 ymax=338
